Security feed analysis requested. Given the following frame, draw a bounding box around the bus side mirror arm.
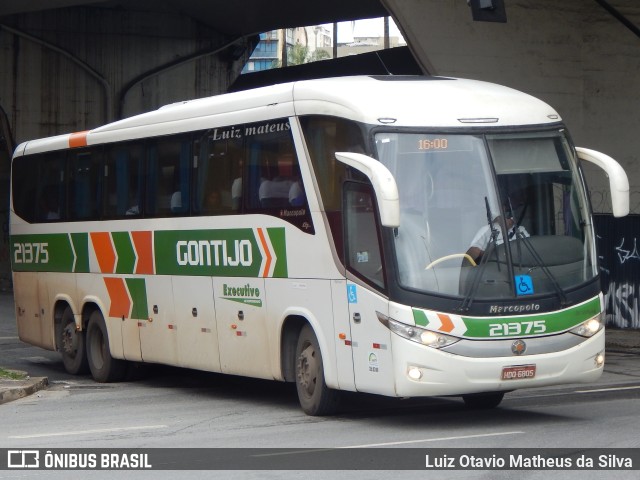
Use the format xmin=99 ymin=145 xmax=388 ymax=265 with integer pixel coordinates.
xmin=576 ymin=147 xmax=629 ymax=218
xmin=335 ymin=152 xmax=400 ymax=227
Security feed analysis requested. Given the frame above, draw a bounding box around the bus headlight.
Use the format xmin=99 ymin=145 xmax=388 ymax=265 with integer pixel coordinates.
xmin=570 ymin=313 xmax=603 ymax=338
xmin=377 ymin=312 xmax=459 ymax=348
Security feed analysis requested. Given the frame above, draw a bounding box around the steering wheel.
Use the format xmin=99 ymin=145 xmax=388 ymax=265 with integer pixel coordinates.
xmin=425 ymin=253 xmax=477 ymax=270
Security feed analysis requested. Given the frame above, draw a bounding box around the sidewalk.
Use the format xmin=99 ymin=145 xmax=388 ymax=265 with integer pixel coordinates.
xmin=1 ymin=327 xmax=637 ymax=405
xmin=0 ymin=370 xmax=48 ymax=405
xmin=603 ymin=327 xmax=640 ymax=354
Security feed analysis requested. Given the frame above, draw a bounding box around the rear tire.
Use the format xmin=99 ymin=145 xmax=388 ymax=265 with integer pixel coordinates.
xmin=462 ymin=392 xmax=505 ymax=409
xmin=58 ymin=307 xmax=89 ymax=375
xmin=295 ymin=324 xmax=340 ymax=416
xmin=86 ymin=310 xmax=127 ymax=383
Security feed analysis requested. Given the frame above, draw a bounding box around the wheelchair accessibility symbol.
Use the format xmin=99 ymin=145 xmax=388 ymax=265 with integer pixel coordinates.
xmin=347 ymin=284 xmax=358 ymax=304
xmin=515 ymin=275 xmax=534 ymax=296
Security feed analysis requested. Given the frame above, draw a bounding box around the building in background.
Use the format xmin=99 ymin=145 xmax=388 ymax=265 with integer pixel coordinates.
xmin=242 ymin=25 xmax=333 ymax=73
xmin=242 ymin=18 xmax=404 ymax=73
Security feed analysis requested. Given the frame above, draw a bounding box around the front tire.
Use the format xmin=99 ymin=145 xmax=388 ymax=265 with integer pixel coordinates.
xmin=295 ymin=325 xmax=340 ymax=416
xmin=86 ymin=310 xmax=127 ymax=383
xmin=58 ymin=307 xmax=89 ymax=375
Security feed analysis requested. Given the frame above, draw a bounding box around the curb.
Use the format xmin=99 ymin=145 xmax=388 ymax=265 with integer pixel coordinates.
xmin=0 ymin=376 xmax=49 ymax=405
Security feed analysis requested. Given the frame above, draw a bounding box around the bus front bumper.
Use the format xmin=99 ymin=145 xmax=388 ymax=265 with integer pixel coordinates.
xmin=392 ymin=329 xmax=605 ymax=398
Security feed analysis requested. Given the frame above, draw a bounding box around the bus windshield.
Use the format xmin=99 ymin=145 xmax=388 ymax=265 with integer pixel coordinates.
xmin=375 ymin=130 xmax=596 ymax=301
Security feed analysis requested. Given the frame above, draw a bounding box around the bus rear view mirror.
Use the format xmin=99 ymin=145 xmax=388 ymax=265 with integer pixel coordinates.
xmin=576 ymin=147 xmax=629 ymax=218
xmin=335 ymin=152 xmax=400 ymax=227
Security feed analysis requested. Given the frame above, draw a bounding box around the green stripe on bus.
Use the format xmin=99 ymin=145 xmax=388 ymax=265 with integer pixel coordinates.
xmin=70 ymin=233 xmax=89 ymax=272
xmin=125 ymin=278 xmax=148 ymax=320
xmin=112 ymin=232 xmax=136 ymax=274
xmin=267 ymin=227 xmax=288 ymax=278
xmin=412 ymin=296 xmax=601 ymax=338
xmin=413 ymin=309 xmax=429 ymax=327
xmin=11 ymin=233 xmax=75 ymax=272
xmin=11 ymin=227 xmax=288 ymax=278
xmin=153 ymin=227 xmax=287 ymax=278
xmin=460 ymin=297 xmax=601 ymax=338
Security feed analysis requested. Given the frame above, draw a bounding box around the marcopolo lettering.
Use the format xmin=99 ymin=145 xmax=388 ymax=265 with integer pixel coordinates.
xmin=176 ymin=239 xmax=252 ymax=267
xmin=489 ymin=303 xmax=541 ymax=314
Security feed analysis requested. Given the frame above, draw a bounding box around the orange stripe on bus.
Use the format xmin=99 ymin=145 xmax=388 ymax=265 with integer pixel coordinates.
xmin=68 ymin=131 xmax=89 ymax=148
xmin=132 ymin=230 xmax=154 ymax=274
xmin=104 ymin=277 xmax=131 ymax=318
xmin=437 ymin=313 xmax=455 ymax=333
xmin=90 ymin=232 xmax=116 ymax=273
xmin=256 ymin=228 xmax=272 ymax=277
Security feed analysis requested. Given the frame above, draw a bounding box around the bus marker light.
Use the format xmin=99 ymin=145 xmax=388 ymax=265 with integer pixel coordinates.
xmin=420 ymin=331 xmax=438 ymax=345
xmin=408 ymin=367 xmax=422 ymax=380
xmin=231 ymin=324 xmax=237 ymax=329
xmin=339 ymin=333 xmax=346 ymax=340
xmin=570 ymin=314 xmax=603 ymax=337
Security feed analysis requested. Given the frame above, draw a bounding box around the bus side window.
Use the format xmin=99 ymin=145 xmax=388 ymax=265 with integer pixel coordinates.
xmin=69 ymin=150 xmax=102 ymax=221
xmin=245 ymin=122 xmax=305 ymax=211
xmin=104 ymin=143 xmax=144 ymax=218
xmin=194 ymin=131 xmax=242 ymax=215
xmin=12 ymin=154 xmax=38 ymax=223
xmin=344 ymin=182 xmax=385 ymax=290
xmin=146 ymin=134 xmax=191 ymax=217
xmin=37 ymin=153 xmax=67 ymax=222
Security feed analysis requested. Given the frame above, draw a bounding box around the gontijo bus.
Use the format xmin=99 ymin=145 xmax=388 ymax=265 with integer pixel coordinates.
xmin=10 ymin=75 xmax=629 ymax=415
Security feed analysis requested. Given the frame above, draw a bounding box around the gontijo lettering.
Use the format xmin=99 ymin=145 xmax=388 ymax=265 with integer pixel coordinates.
xmin=177 ymin=239 xmax=252 ymax=267
xmin=154 ymin=227 xmax=288 ymax=278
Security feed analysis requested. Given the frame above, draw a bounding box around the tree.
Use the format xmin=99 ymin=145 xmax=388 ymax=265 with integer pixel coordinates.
xmin=288 ymin=43 xmax=331 ymax=66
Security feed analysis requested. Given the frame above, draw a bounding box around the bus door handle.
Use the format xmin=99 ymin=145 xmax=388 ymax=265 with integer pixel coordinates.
xmin=352 ymin=313 xmax=361 ymax=324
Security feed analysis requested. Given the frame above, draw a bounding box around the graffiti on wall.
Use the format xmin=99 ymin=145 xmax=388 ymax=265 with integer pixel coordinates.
xmin=594 ymin=215 xmax=640 ymax=329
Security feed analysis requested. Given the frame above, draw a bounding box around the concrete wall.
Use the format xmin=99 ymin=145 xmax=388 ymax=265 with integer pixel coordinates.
xmin=0 ymin=5 xmax=251 ymax=285
xmin=386 ymin=0 xmax=640 ymax=214
xmin=0 ymin=5 xmax=250 ymax=144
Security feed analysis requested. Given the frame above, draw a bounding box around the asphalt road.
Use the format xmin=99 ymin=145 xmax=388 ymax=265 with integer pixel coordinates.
xmin=1 ymin=292 xmax=639 ymax=480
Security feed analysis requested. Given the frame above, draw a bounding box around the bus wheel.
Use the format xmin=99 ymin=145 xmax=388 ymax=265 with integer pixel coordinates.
xmin=86 ymin=310 xmax=127 ymax=383
xmin=295 ymin=325 xmax=340 ymax=416
xmin=462 ymin=392 xmax=505 ymax=409
xmin=59 ymin=307 xmax=89 ymax=375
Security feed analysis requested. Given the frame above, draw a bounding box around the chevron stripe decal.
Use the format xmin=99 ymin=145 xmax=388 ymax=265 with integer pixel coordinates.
xmin=412 ymin=296 xmax=601 ymax=339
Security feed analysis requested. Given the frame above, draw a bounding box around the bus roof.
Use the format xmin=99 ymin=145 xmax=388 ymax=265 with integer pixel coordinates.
xmin=16 ymin=75 xmax=562 ymax=156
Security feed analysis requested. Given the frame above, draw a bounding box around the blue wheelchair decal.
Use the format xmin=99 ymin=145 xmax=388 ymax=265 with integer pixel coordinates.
xmin=347 ymin=284 xmax=358 ymax=304
xmin=515 ymin=275 xmax=534 ymax=296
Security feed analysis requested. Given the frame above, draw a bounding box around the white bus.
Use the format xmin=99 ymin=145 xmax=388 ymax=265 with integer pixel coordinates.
xmin=10 ymin=75 xmax=629 ymax=415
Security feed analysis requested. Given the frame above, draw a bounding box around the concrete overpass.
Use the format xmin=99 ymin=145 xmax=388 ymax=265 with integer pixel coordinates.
xmin=0 ymin=1 xmax=637 ymax=187
xmin=0 ymin=1 xmax=638 ymax=325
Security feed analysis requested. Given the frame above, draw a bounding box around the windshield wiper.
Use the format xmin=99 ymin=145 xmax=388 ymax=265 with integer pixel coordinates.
xmin=507 ymin=196 xmax=568 ymax=306
xmin=458 ymin=197 xmax=498 ymax=312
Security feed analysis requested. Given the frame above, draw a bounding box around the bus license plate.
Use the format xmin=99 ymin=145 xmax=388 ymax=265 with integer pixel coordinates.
xmin=501 ymin=364 xmax=536 ymax=380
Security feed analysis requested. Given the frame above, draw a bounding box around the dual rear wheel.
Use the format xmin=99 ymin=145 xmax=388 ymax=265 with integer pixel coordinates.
xmin=58 ymin=307 xmax=126 ymax=382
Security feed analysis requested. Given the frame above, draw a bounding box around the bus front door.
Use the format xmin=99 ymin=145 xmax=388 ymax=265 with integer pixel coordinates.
xmin=346 ymin=282 xmax=394 ymax=395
